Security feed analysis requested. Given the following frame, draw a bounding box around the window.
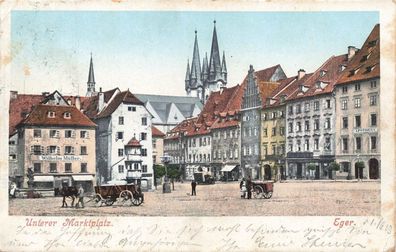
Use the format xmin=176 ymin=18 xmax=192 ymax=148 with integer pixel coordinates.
xmin=296 ymin=122 xmax=301 ymax=132
xmin=34 ymin=163 xmax=41 ymax=173
xmin=141 ymin=148 xmax=147 ymax=156
xmin=342 ymin=86 xmax=348 ymax=93
xmin=254 ymin=128 xmax=258 ymax=136
xmin=80 ymin=131 xmax=88 ymax=138
xmin=271 ymin=112 xmax=277 ymax=119
xmin=325 ymin=118 xmax=331 ymax=129
xmin=65 ymin=130 xmax=73 ymax=138
xmin=142 ymin=117 xmax=147 ymax=126
xmin=370 ymin=80 xmax=377 ymax=88
xmin=9 ymin=154 xmax=16 ymax=160
xmin=304 ymin=102 xmax=310 ymax=112
xmin=64 ymin=146 xmax=74 ymax=155
xmin=48 ymin=145 xmax=58 ymax=155
xmin=297 ymin=140 xmax=301 ymax=151
xmin=118 ymin=148 xmax=124 ymax=157
xmin=81 ymin=163 xmax=87 ymax=173
xmin=48 ymin=111 xmax=55 ymax=118
xmin=288 ymin=144 xmax=293 ymax=152
xmin=263 ymin=113 xmax=268 ymax=120
xmin=272 ymin=145 xmax=276 ymax=155
xmin=280 ymin=111 xmax=284 ymax=118
xmin=263 ymin=128 xmax=268 ymax=137
xmin=134 ymin=163 xmax=139 ymax=170
xmin=354 ymin=98 xmax=361 ymax=108
xmin=296 ymin=104 xmax=301 ymax=114
xmin=9 ymin=140 xmax=16 ymax=145
xmin=355 ymin=83 xmax=361 ymax=91
xmin=280 ymin=127 xmax=285 ymax=136
xmin=118 ymin=165 xmax=124 ymax=173
xmin=50 ymin=163 xmax=57 ymax=173
xmin=117 ymin=132 xmax=124 ymax=140
xmin=272 ymin=127 xmax=276 ymax=136
xmin=49 ymin=130 xmax=59 ymax=138
xmin=305 ymin=139 xmax=310 ymax=151
xmin=314 ymin=139 xmax=319 ymax=150
xmin=355 ymin=115 xmax=361 ymax=128
xmin=355 ymin=137 xmax=362 ymax=151
xmin=326 ymin=99 xmax=331 ymax=109
xmin=371 ymin=114 xmax=377 ymax=126
xmin=288 ymin=106 xmax=293 ymax=115
xmin=33 ymin=130 xmax=41 ymax=138
xmin=80 ymin=146 xmax=87 ymax=155
xmin=288 ymin=123 xmax=293 ymax=133
xmin=314 ymin=101 xmax=320 ymax=111
xmin=314 ymin=119 xmax=319 ymax=131
xmin=305 ymin=121 xmax=310 ymax=131
xmin=371 ymin=136 xmax=377 ymax=150
xmin=128 ymin=106 xmax=136 ymax=112
xmin=119 ymin=116 xmax=124 ymax=125
xmin=63 ymin=112 xmax=71 ymax=119
xmin=32 ymin=145 xmax=43 ymax=155
xmin=324 ymin=137 xmax=331 ymax=151
xmin=341 ymin=100 xmax=348 ymax=110
xmin=342 ymin=117 xmax=348 ymax=129
xmin=141 ymin=132 xmax=147 ymax=140
xmin=342 ymin=138 xmax=348 ymax=151
xmin=370 ymin=95 xmax=377 ymax=106
xmin=65 ymin=163 xmax=72 ymax=173
xmin=142 ymin=165 xmax=147 ymax=173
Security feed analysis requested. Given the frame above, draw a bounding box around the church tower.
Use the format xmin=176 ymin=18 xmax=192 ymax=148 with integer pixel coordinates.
xmin=86 ymin=54 xmax=96 ymax=97
xmin=185 ymin=21 xmax=227 ymax=104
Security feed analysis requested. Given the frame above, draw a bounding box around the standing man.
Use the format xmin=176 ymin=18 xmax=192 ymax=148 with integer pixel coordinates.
xmin=191 ymin=180 xmax=197 ymax=196
xmin=246 ymin=176 xmax=252 ymax=199
xmin=75 ymin=184 xmax=84 ymax=208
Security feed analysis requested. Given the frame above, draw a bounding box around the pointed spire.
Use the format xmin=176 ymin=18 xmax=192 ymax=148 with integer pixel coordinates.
xmin=201 ymin=52 xmax=209 ymax=81
xmin=190 ymin=30 xmax=202 ymax=86
xmin=221 ymin=51 xmax=227 ymax=73
xmin=185 ymin=59 xmax=190 ymax=90
xmin=86 ymin=53 xmax=96 ymax=97
xmin=208 ymin=20 xmax=222 ymax=82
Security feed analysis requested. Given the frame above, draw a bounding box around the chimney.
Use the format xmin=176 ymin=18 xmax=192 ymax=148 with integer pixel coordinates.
xmin=297 ymin=69 xmax=306 ymax=80
xmin=348 ymin=46 xmax=358 ymax=60
xmin=98 ymin=88 xmax=104 ymax=112
xmin=75 ymin=96 xmax=81 ymax=110
xmin=10 ymin=91 xmax=18 ymax=100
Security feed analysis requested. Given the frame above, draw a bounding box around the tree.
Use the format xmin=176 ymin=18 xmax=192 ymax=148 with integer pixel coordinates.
xmin=329 ymin=162 xmax=340 ymax=180
xmin=153 ymin=165 xmax=166 ymax=179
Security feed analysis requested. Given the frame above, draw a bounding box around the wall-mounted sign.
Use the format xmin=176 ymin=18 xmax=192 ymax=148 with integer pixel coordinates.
xmin=353 ymin=128 xmax=377 ymax=134
xmin=39 ymin=156 xmax=83 ymax=161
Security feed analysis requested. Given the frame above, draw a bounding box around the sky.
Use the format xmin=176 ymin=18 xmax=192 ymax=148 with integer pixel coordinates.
xmin=11 ymin=11 xmax=378 ymax=97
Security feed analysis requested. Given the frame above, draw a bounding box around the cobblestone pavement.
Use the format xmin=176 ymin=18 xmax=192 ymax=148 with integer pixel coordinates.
xmin=9 ymin=181 xmax=380 ymax=216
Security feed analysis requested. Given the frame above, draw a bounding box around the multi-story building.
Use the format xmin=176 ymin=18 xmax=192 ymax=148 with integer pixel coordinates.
xmin=82 ymin=88 xmax=154 ymax=189
xmin=152 ymin=126 xmax=165 ymax=165
xmin=15 ymin=92 xmax=96 ymax=192
xmin=260 ymin=76 xmax=297 ymax=180
xmin=334 ymin=24 xmax=380 ymax=179
xmin=240 ymin=65 xmax=286 ymax=179
xmin=185 ymin=21 xmax=227 ymax=104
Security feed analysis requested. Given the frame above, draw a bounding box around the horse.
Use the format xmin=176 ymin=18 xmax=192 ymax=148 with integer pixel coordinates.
xmin=59 ymin=186 xmax=78 ymax=207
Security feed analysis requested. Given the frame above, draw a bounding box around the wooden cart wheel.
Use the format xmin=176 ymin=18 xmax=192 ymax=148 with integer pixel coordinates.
xmin=253 ymin=185 xmax=263 ymax=199
xmin=263 ymin=191 xmax=273 ymax=199
xmin=94 ymin=194 xmax=103 ymax=207
xmin=131 ymin=193 xmax=143 ymax=206
xmin=119 ymin=190 xmax=133 ymax=206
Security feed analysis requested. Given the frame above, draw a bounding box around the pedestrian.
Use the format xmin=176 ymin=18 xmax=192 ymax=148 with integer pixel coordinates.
xmin=240 ymin=178 xmax=246 ymax=199
xmin=191 ymin=180 xmax=197 ymax=196
xmin=75 ymin=184 xmax=84 ymax=208
xmin=246 ymin=176 xmax=252 ymax=199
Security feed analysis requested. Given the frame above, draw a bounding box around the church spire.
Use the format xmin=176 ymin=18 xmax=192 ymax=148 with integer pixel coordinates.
xmin=190 ymin=30 xmax=202 ymax=86
xmin=86 ymin=53 xmax=96 ymax=97
xmin=208 ymin=20 xmax=222 ymax=82
xmin=185 ymin=59 xmax=190 ymax=91
xmin=201 ymin=52 xmax=209 ymax=82
xmin=221 ymin=51 xmax=227 ymax=81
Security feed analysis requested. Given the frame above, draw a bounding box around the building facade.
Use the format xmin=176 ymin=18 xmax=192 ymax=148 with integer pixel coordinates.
xmin=152 ymin=126 xmax=165 ymax=165
xmin=334 ymin=24 xmax=380 ymax=179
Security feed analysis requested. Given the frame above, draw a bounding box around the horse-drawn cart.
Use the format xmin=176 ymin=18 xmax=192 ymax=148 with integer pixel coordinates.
xmin=92 ymin=183 xmax=143 ymax=207
xmin=251 ymin=181 xmax=273 ymax=199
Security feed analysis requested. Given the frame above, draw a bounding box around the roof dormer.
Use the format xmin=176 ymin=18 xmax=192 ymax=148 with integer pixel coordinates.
xmin=48 ymin=111 xmax=55 ymax=118
xmin=63 ymin=112 xmax=71 ymax=119
xmin=319 ymin=70 xmax=327 ymax=77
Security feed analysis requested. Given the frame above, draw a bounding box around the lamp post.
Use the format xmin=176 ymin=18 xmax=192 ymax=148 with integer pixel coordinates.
xmin=161 ymin=155 xmax=171 ymax=193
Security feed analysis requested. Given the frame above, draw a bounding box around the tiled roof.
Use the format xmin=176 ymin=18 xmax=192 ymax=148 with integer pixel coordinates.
xmin=337 ymin=24 xmax=380 ymax=85
xmin=280 ymin=73 xmax=314 ymax=101
xmin=96 ymin=90 xmax=144 ymax=119
xmin=125 ymin=137 xmax=141 ymax=147
xmin=18 ymin=104 xmax=96 ymax=128
xmin=165 ymin=117 xmax=197 ymax=140
xmin=152 ymin=126 xmax=165 ymax=137
xmin=81 ymin=88 xmax=120 ymax=118
xmin=9 ymin=93 xmax=45 ymax=135
xmin=257 ymin=81 xmax=280 ymax=107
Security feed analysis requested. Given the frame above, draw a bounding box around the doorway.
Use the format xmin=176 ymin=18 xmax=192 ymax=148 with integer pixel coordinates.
xmin=369 ymin=158 xmax=379 ymax=179
xmin=297 ymin=163 xmax=302 ymax=179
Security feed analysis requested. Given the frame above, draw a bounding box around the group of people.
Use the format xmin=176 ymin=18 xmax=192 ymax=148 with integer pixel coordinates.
xmin=239 ymin=177 xmax=253 ymax=199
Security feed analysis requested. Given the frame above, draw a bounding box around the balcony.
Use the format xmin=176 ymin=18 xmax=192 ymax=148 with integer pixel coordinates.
xmin=126 ymin=154 xmax=142 ymax=162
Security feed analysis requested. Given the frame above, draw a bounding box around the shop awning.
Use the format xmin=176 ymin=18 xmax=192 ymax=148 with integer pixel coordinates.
xmin=72 ymin=175 xmax=94 ymax=181
xmin=34 ymin=176 xmax=54 ymax=182
xmin=221 ymin=165 xmax=237 ymax=172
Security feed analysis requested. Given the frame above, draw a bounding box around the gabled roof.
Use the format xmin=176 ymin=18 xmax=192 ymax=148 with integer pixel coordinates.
xmin=281 ymin=73 xmax=314 ymax=101
xmin=96 ymin=90 xmax=144 ymax=119
xmin=18 ymin=104 xmax=96 ymax=128
xmin=337 ymin=24 xmax=380 ymax=85
xmin=81 ymin=88 xmax=120 ymax=118
xmin=152 ymin=126 xmax=165 ymax=137
xmin=125 ymin=136 xmax=141 ymax=147
xmin=257 ymin=81 xmax=280 ymax=107
xmin=241 ymin=64 xmax=284 ymax=86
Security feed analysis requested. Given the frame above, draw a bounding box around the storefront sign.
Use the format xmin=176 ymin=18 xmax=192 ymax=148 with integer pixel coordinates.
xmin=353 ymin=128 xmax=377 ymax=134
xmin=39 ymin=156 xmax=83 ymax=161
